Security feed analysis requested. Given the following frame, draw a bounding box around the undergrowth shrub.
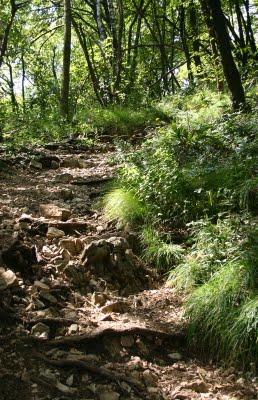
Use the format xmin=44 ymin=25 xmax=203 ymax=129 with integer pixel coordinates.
xmin=171 ymin=215 xmax=258 ymax=367
xmin=1 ymin=103 xmax=168 ymax=150
xmin=168 ymin=216 xmax=244 ymax=291
xmin=113 ymin=103 xmax=258 ymax=227
xmin=80 ymin=105 xmax=167 ymax=136
xmin=103 ymin=90 xmax=258 ymax=369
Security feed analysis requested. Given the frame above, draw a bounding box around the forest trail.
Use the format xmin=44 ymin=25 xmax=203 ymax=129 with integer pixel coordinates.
xmin=0 ymin=143 xmax=257 ymax=400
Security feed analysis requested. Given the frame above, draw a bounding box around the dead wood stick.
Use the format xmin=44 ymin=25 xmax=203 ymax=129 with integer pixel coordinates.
xmin=71 ymin=176 xmax=113 ymax=185
xmin=27 ymin=219 xmax=93 ymax=236
xmin=24 ymin=317 xmax=82 ymax=327
xmin=33 ymin=352 xmax=144 ymax=394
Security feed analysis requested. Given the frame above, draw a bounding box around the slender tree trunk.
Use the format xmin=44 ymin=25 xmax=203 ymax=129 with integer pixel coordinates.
xmin=179 ymin=5 xmax=193 ymax=85
xmin=21 ymin=52 xmax=26 ymax=112
xmin=60 ymin=0 xmax=72 ymax=120
xmin=95 ymin=0 xmax=111 ymax=101
xmin=200 ymin=0 xmax=224 ymax=91
xmin=204 ymin=0 xmax=245 ymax=109
xmin=189 ymin=2 xmax=201 ymax=70
xmin=243 ymin=0 xmax=257 ymax=55
xmin=7 ymin=62 xmax=18 ymax=112
xmin=72 ymin=18 xmax=105 ymax=106
xmin=96 ymin=0 xmax=106 ymax=41
xmin=235 ymin=0 xmax=245 ymax=49
xmin=127 ymin=0 xmax=144 ymax=92
xmin=0 ymin=0 xmax=17 ymax=69
xmin=113 ymin=0 xmax=124 ymax=94
xmin=52 ymin=46 xmax=59 ymax=85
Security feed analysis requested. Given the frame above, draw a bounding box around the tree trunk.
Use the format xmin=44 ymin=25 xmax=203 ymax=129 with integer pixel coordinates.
xmin=21 ymin=51 xmax=26 ymax=112
xmin=189 ymin=2 xmax=201 ymax=70
xmin=179 ymin=5 xmax=193 ymax=85
xmin=72 ymin=18 xmax=105 ymax=106
xmin=243 ymin=0 xmax=257 ymax=56
xmin=200 ymin=0 xmax=224 ymax=92
xmin=7 ymin=62 xmax=18 ymax=112
xmin=60 ymin=0 xmax=72 ymax=120
xmin=0 ymin=0 xmax=17 ymax=69
xmin=204 ymin=0 xmax=245 ymax=109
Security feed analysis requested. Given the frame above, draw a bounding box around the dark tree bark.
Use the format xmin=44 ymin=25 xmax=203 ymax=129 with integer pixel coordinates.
xmin=243 ymin=0 xmax=257 ymax=56
xmin=189 ymin=2 xmax=201 ymax=70
xmin=0 ymin=0 xmax=18 ymax=69
xmin=60 ymin=0 xmax=72 ymax=120
xmin=200 ymin=0 xmax=224 ymax=92
xmin=72 ymin=18 xmax=105 ymax=106
xmin=235 ymin=0 xmax=245 ymax=50
xmin=179 ymin=5 xmax=193 ymax=85
xmin=21 ymin=51 xmax=26 ymax=112
xmin=7 ymin=62 xmax=19 ymax=112
xmin=204 ymin=0 xmax=245 ymax=109
xmin=52 ymin=46 xmax=58 ymax=84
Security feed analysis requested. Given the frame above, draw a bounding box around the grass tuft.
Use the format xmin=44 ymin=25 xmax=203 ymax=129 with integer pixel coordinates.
xmin=103 ymin=188 xmax=145 ymax=226
xmin=141 ymin=226 xmax=184 ymax=270
xmin=229 ymin=296 xmax=258 ymax=367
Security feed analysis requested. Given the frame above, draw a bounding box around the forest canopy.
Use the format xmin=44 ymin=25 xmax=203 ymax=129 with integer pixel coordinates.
xmin=0 ymin=0 xmax=257 ymax=135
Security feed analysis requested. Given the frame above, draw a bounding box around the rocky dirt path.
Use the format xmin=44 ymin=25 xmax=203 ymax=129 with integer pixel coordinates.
xmin=0 ymin=144 xmax=257 ymax=400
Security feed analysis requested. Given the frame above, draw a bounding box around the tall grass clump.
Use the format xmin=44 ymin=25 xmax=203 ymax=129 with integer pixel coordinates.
xmin=78 ymin=104 xmax=169 ymax=136
xmin=230 ymin=297 xmax=258 ymax=367
xmin=168 ymin=216 xmax=243 ymax=291
xmin=103 ymin=188 xmax=146 ymax=226
xmin=174 ymin=216 xmax=258 ymax=367
xmin=141 ymin=226 xmax=185 ymax=270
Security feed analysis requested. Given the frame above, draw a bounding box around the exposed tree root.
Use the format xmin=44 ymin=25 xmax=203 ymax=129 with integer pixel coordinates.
xmin=71 ymin=176 xmax=113 ymax=185
xmin=24 ymin=317 xmax=82 ymax=327
xmin=31 ymin=324 xmax=185 ymax=346
xmin=33 ymin=351 xmax=145 ymax=396
xmin=30 ymin=374 xmax=75 ymax=398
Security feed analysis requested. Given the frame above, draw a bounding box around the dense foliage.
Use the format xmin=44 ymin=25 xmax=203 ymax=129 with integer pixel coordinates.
xmin=1 ymin=0 xmax=257 ymax=142
xmin=104 ymin=90 xmax=258 ymax=368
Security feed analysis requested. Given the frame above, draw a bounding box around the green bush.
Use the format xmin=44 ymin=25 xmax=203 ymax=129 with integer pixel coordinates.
xmin=171 ymin=215 xmax=258 ymax=367
xmin=168 ymin=217 xmax=244 ymax=291
xmin=79 ymin=104 xmax=167 ymax=136
xmin=116 ymin=106 xmax=258 ymax=227
xmin=0 ymin=102 xmax=169 ymax=150
xmin=105 ymin=90 xmax=258 ymax=369
xmin=106 ymin=93 xmax=258 ymax=233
